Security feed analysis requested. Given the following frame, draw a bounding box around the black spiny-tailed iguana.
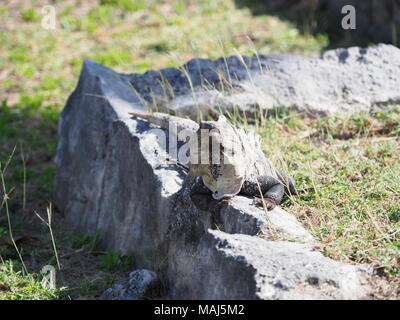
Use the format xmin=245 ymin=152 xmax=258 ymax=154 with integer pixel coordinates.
xmin=130 ymin=111 xmax=298 ymax=211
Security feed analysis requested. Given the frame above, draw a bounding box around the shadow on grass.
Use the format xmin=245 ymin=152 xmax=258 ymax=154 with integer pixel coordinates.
xmin=234 ymin=0 xmax=396 ymax=49
xmin=0 ymin=98 xmax=58 ymax=205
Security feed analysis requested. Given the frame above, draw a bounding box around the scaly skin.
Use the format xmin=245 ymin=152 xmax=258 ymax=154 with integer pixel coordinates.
xmin=130 ymin=111 xmax=298 ymax=211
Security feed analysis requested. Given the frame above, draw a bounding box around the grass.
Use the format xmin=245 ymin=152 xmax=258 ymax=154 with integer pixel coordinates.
xmin=0 ymin=0 xmax=398 ymax=299
xmin=0 ymin=260 xmax=63 ymax=300
xmin=98 ymin=249 xmax=134 ymax=272
xmin=252 ymin=108 xmax=400 ymax=298
xmin=0 ymin=0 xmax=329 ymax=299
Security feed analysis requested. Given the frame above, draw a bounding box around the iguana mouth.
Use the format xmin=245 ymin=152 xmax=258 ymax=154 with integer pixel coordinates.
xmin=195 ymin=162 xmax=245 ymax=200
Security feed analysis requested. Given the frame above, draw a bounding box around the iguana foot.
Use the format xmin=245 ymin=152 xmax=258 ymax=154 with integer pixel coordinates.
xmin=252 ymin=197 xmax=277 ymax=211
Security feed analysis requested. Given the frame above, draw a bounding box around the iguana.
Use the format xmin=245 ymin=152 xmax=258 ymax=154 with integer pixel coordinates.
xmin=130 ymin=111 xmax=298 ymax=211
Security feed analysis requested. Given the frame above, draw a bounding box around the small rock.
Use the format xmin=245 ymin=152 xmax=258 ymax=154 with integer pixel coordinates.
xmin=100 ymin=269 xmax=161 ymax=300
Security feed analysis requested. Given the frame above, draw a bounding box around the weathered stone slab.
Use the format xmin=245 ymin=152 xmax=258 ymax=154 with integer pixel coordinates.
xmin=182 ymin=230 xmax=371 ymax=300
xmin=55 ymin=57 xmax=372 ymax=299
xmin=126 ymin=44 xmax=400 ymax=117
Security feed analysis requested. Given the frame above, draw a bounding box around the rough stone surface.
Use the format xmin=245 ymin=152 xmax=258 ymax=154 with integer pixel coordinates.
xmin=100 ymin=269 xmax=162 ymax=300
xmin=124 ymin=44 xmax=400 ymax=118
xmin=169 ymin=230 xmax=371 ymax=300
xmin=55 ymin=54 xmax=374 ymax=299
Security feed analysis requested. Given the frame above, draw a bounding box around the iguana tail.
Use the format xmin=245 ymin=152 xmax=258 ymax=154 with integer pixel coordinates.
xmin=129 ymin=111 xmax=199 ymax=136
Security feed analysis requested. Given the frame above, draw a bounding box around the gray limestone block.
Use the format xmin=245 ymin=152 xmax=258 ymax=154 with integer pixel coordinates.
xmin=55 ymin=54 xmax=374 ymax=300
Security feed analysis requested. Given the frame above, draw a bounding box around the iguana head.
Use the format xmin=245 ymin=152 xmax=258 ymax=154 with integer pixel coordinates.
xmin=189 ymin=116 xmax=246 ymax=200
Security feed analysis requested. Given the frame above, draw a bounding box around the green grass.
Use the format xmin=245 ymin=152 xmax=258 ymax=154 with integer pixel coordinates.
xmin=252 ymin=108 xmax=400 ymax=283
xmin=0 ymin=0 xmax=327 ymax=111
xmin=0 ymin=260 xmax=64 ymax=300
xmin=20 ymin=8 xmax=40 ymax=22
xmin=0 ymin=0 xmax=398 ymax=299
xmin=98 ymin=249 xmax=135 ymax=272
xmin=0 ymin=0 xmax=329 ymax=299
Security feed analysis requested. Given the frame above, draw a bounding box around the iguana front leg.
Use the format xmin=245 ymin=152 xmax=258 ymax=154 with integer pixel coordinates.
xmin=256 ymin=182 xmax=285 ymax=210
xmin=242 ymin=176 xmax=285 ymax=211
